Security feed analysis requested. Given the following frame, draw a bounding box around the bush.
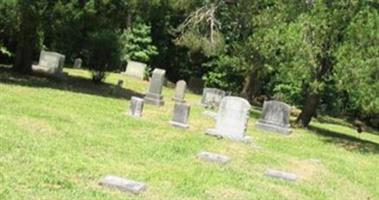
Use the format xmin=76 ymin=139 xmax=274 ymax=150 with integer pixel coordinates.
xmin=87 ymin=30 xmax=121 ymax=83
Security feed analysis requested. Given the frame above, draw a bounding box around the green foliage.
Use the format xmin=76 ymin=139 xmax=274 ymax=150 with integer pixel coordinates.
xmin=86 ymin=30 xmax=121 ymax=83
xmin=120 ymin=23 xmax=158 ymax=63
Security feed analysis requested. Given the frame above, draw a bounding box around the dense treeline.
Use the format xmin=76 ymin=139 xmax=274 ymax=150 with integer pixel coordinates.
xmin=0 ymin=0 xmax=378 ymax=128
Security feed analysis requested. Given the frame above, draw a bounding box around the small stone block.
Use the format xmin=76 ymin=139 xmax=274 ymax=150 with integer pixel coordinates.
xmin=265 ymin=169 xmax=297 ymax=181
xmin=99 ymin=175 xmax=147 ymax=195
xmin=197 ymin=151 xmax=231 ymax=165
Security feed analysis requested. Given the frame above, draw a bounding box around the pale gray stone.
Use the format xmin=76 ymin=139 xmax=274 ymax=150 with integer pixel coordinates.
xmin=197 ymin=151 xmax=231 ymax=165
xmin=265 ymin=169 xmax=297 ymax=181
xmin=144 ymin=68 xmax=166 ymax=106
xmin=32 ymin=50 xmax=65 ymax=76
xmin=123 ymin=60 xmax=147 ymax=80
xmin=99 ymin=175 xmax=147 ymax=195
xmin=206 ymin=96 xmax=252 ymax=143
xmin=170 ymin=103 xmax=190 ymax=129
xmin=256 ymin=100 xmax=292 ymax=135
xmin=201 ymin=88 xmax=226 ymax=109
xmin=129 ymin=97 xmax=144 ymax=117
xmin=74 ymin=58 xmax=82 ymax=68
xmin=173 ymin=80 xmax=187 ymax=103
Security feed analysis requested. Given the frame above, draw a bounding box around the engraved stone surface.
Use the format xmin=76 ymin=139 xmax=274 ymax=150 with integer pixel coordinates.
xmin=265 ymin=169 xmax=298 ymax=181
xmin=124 ymin=60 xmax=147 ymax=80
xmin=206 ymin=96 xmax=252 ymax=143
xmin=197 ymin=151 xmax=231 ymax=165
xmin=256 ymin=100 xmax=292 ymax=135
xmin=201 ymin=88 xmax=226 ymax=109
xmin=170 ymin=103 xmax=190 ymax=129
xmin=99 ymin=175 xmax=147 ymax=195
xmin=129 ymin=97 xmax=144 ymax=117
xmin=74 ymin=58 xmax=82 ymax=68
xmin=32 ymin=50 xmax=65 ymax=76
xmin=173 ymin=80 xmax=187 ymax=103
xmin=144 ymin=68 xmax=166 ymax=106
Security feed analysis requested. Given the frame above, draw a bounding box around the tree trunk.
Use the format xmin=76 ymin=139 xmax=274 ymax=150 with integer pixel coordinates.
xmin=241 ymin=68 xmax=260 ymax=103
xmin=296 ymin=93 xmax=320 ymax=127
xmin=13 ymin=2 xmax=38 ymax=74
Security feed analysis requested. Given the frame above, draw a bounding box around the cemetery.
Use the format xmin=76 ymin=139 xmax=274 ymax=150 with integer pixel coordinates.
xmin=0 ymin=1 xmax=378 ymax=199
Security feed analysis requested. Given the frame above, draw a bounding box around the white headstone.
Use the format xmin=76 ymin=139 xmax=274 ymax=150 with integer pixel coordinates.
xmin=32 ymin=50 xmax=65 ymax=76
xmin=124 ymin=60 xmax=147 ymax=80
xmin=99 ymin=175 xmax=147 ymax=195
xmin=256 ymin=100 xmax=292 ymax=135
xmin=201 ymin=88 xmax=226 ymax=109
xmin=144 ymin=68 xmax=166 ymax=106
xmin=170 ymin=103 xmax=190 ymax=129
xmin=173 ymin=80 xmax=187 ymax=103
xmin=74 ymin=58 xmax=82 ymax=68
xmin=129 ymin=97 xmax=144 ymax=117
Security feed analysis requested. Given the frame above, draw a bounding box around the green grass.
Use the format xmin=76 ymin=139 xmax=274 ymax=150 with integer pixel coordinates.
xmin=0 ymin=67 xmax=378 ymax=200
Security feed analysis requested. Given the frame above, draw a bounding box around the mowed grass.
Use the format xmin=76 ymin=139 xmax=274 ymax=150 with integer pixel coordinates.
xmin=0 ymin=67 xmax=378 ymax=200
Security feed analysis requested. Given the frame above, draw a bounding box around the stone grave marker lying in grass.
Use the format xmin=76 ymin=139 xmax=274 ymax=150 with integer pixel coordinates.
xmin=265 ymin=169 xmax=298 ymax=181
xmin=129 ymin=97 xmax=144 ymax=117
xmin=32 ymin=50 xmax=65 ymax=77
xmin=172 ymin=80 xmax=187 ymax=103
xmin=99 ymin=175 xmax=147 ymax=195
xmin=206 ymin=96 xmax=252 ymax=143
xmin=170 ymin=103 xmax=190 ymax=129
xmin=197 ymin=151 xmax=231 ymax=165
xmin=256 ymin=100 xmax=292 ymax=135
xmin=201 ymin=88 xmax=226 ymax=109
xmin=144 ymin=68 xmax=166 ymax=106
xmin=123 ymin=60 xmax=147 ymax=80
xmin=74 ymin=58 xmax=82 ymax=68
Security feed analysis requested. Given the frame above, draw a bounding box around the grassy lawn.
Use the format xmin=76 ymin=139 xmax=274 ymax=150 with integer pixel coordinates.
xmin=0 ymin=67 xmax=378 ymax=200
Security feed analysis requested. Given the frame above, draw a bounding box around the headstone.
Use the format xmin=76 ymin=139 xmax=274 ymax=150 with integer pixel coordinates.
xmin=201 ymin=88 xmax=226 ymax=109
xmin=99 ymin=175 xmax=147 ymax=195
xmin=124 ymin=60 xmax=147 ymax=80
xmin=170 ymin=103 xmax=190 ymax=129
xmin=265 ymin=169 xmax=298 ymax=181
xmin=188 ymin=77 xmax=204 ymax=94
xmin=206 ymin=96 xmax=252 ymax=143
xmin=129 ymin=97 xmax=144 ymax=117
xmin=74 ymin=58 xmax=82 ymax=68
xmin=144 ymin=68 xmax=166 ymax=106
xmin=32 ymin=50 xmax=65 ymax=76
xmin=256 ymin=100 xmax=292 ymax=135
xmin=172 ymin=80 xmax=187 ymax=103
xmin=197 ymin=151 xmax=231 ymax=165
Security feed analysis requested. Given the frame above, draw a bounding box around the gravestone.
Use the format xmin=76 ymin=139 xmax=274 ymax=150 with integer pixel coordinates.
xmin=74 ymin=58 xmax=82 ymax=68
xmin=256 ymin=100 xmax=292 ymax=135
xmin=124 ymin=60 xmax=147 ymax=80
xmin=197 ymin=151 xmax=231 ymax=165
xmin=173 ymin=80 xmax=187 ymax=103
xmin=32 ymin=50 xmax=65 ymax=76
xmin=201 ymin=88 xmax=226 ymax=109
xmin=206 ymin=96 xmax=252 ymax=143
xmin=170 ymin=103 xmax=190 ymax=129
xmin=99 ymin=175 xmax=147 ymax=195
xmin=144 ymin=68 xmax=166 ymax=106
xmin=129 ymin=97 xmax=144 ymax=117
xmin=265 ymin=169 xmax=297 ymax=181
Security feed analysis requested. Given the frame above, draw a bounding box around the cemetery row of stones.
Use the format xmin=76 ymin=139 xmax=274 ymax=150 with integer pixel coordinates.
xmin=32 ymin=50 xmax=304 ymax=196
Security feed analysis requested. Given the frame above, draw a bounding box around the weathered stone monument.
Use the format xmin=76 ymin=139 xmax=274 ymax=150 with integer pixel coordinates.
xmin=74 ymin=58 xmax=82 ymax=68
xmin=32 ymin=50 xmax=65 ymax=76
xmin=172 ymin=80 xmax=187 ymax=103
xmin=256 ymin=100 xmax=292 ymax=135
xmin=99 ymin=175 xmax=147 ymax=195
xmin=129 ymin=97 xmax=144 ymax=117
xmin=197 ymin=151 xmax=231 ymax=165
xmin=123 ymin=60 xmax=147 ymax=80
xmin=206 ymin=96 xmax=252 ymax=143
xmin=144 ymin=68 xmax=166 ymax=106
xmin=170 ymin=103 xmax=190 ymax=129
xmin=201 ymin=88 xmax=226 ymax=109
xmin=265 ymin=169 xmax=298 ymax=181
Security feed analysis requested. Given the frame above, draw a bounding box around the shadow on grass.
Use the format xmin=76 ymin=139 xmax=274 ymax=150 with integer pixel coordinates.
xmin=308 ymin=125 xmax=379 ymax=154
xmin=0 ymin=67 xmax=144 ymax=100
xmin=250 ymin=106 xmax=262 ymax=120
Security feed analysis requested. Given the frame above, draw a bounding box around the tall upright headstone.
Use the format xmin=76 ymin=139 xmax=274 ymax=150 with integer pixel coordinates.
xmin=255 ymin=100 xmax=292 ymax=135
xmin=170 ymin=103 xmax=190 ymax=129
xmin=32 ymin=50 xmax=65 ymax=76
xmin=173 ymin=80 xmax=187 ymax=103
xmin=144 ymin=68 xmax=166 ymax=106
xmin=74 ymin=58 xmax=82 ymax=68
xmin=124 ymin=60 xmax=147 ymax=80
xmin=129 ymin=97 xmax=144 ymax=117
xmin=206 ymin=96 xmax=252 ymax=143
xmin=201 ymin=88 xmax=226 ymax=109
